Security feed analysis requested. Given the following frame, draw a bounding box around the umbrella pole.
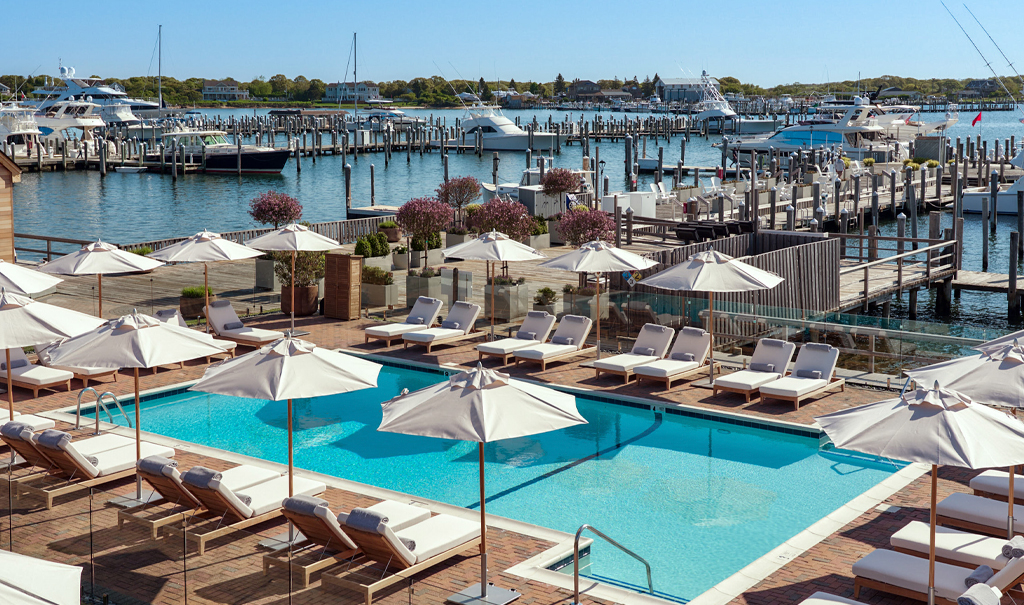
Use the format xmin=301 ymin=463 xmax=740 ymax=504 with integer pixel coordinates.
xmin=135 ymin=368 xmax=142 ymax=500
xmin=290 ymin=251 xmax=296 ymax=335
xmin=596 ymin=272 xmax=601 ymax=360
xmin=709 ymin=291 xmax=715 ymax=384
xmin=204 ymin=263 xmax=210 ymax=333
xmin=5 ymin=349 xmax=12 ymax=421
xmin=928 ymin=464 xmax=937 ymax=605
xmin=489 ymin=261 xmax=495 ymax=341
xmin=288 ymin=399 xmax=294 ymax=498
xmin=479 ymin=441 xmax=488 ymax=598
xmin=98 ymin=274 xmax=103 ymax=318
xmin=1010 ymin=466 xmax=1016 ymax=539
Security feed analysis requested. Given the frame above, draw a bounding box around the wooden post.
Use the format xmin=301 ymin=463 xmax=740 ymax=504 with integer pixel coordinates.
xmin=370 ymin=164 xmax=376 ymax=206
xmin=614 ymin=198 xmax=622 ymax=248
xmin=897 ymin=213 xmax=906 ymax=294
xmin=1011 ymin=231 xmax=1020 ymax=319
xmin=769 ymin=187 xmax=777 ymax=229
xmin=982 ymin=196 xmax=990 ymax=272
xmin=991 ymin=171 xmax=1000 ymax=232
xmin=1018 ymin=191 xmax=1024 ymax=260
xmin=344 ymin=164 xmax=352 ymax=210
xmin=786 ymin=205 xmax=795 ymax=231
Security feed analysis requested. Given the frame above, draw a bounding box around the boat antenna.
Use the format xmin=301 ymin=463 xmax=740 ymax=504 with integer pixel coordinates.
xmin=353 ymin=32 xmax=357 ymax=123
xmin=962 ymin=4 xmax=1024 ymax=92
xmin=158 ymin=25 xmax=162 ymax=109
xmin=433 ymin=61 xmax=470 ymax=111
xmin=940 ymin=1 xmax=1023 ymax=117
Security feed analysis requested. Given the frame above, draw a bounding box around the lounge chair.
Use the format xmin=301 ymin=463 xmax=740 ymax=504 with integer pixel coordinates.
xmin=403 ymin=301 xmax=483 ymax=353
xmin=322 ymin=511 xmax=482 ymax=605
xmin=890 ymin=520 xmax=1012 ymax=570
xmin=712 ymin=338 xmax=796 ymax=402
xmin=0 ymin=348 xmax=73 ymax=397
xmin=19 ymin=429 xmax=175 ymax=509
xmin=797 ymin=592 xmax=866 ymax=605
xmin=852 ymin=548 xmax=1019 ymax=604
xmin=263 ymin=497 xmax=430 ymax=588
xmin=622 ymin=301 xmax=680 ymax=329
xmin=476 ymin=311 xmax=556 ymax=364
xmin=205 ymin=300 xmax=283 ymax=346
xmin=634 ymin=326 xmax=717 ymax=388
xmin=971 ymin=470 xmax=1024 ymax=505
xmin=364 ymin=297 xmax=443 ymax=346
xmin=169 ymin=466 xmax=326 ymax=555
xmin=937 ymin=492 xmax=1024 ymax=537
xmin=35 ymin=339 xmax=118 ymax=388
xmin=514 ymin=315 xmax=594 ymax=371
xmin=758 ymin=343 xmax=845 ymax=410
xmin=1 ymin=419 xmax=115 ymax=478
xmin=0 ymin=411 xmax=55 ymax=432
xmin=118 ymin=456 xmax=281 ymax=539
xmin=154 ymin=309 xmax=237 ymax=362
xmin=593 ymin=324 xmax=675 ymax=383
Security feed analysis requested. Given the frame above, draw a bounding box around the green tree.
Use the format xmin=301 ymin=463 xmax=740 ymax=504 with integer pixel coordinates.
xmin=508 ymin=78 xmax=517 ymax=92
xmin=640 ymin=76 xmax=655 ymax=97
xmin=554 ymin=73 xmax=566 ymax=95
xmin=248 ymin=77 xmax=271 ymax=98
xmin=307 ymin=79 xmax=326 ymax=102
xmin=269 ymin=74 xmax=289 ymax=96
xmin=291 ymin=75 xmax=310 ymax=98
xmin=529 ymin=81 xmax=540 ymax=94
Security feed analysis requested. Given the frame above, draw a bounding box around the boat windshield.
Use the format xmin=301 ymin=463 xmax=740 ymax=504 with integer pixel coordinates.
xmin=202 ymin=134 xmax=228 ymax=145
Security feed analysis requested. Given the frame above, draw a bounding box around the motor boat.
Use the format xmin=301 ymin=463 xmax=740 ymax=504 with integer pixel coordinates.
xmin=815 ymin=95 xmax=958 ymax=140
xmin=0 ymin=103 xmax=41 ymax=155
xmin=482 ymin=166 xmax=591 ymax=200
xmin=345 ymin=108 xmax=425 ymax=131
xmin=461 ymin=104 xmax=568 ymax=151
xmin=29 ymin=65 xmax=159 ymax=112
xmin=154 ymin=128 xmax=291 ymax=174
xmin=963 ymin=154 xmax=1024 ymax=214
xmin=694 ymin=72 xmax=737 ymax=123
xmin=34 ymin=100 xmax=105 ymax=143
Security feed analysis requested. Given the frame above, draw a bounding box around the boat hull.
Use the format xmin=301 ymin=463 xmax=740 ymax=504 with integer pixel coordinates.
xmin=202 ymin=149 xmax=292 ymax=174
xmin=480 ymin=132 xmax=568 ymax=152
xmin=962 ymin=190 xmax=1023 ymax=215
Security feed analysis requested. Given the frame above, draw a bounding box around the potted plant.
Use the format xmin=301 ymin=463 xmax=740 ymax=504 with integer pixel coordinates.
xmin=406 ymin=266 xmax=442 ymax=308
xmin=468 ymin=198 xmax=534 ymax=243
xmin=548 ymin=212 xmax=565 ymax=245
xmin=540 ymin=167 xmax=583 ymax=218
xmin=445 ymin=227 xmax=473 ymax=248
xmin=436 ymin=175 xmax=481 ymax=234
xmin=392 ymin=245 xmax=411 ymax=270
xmin=411 ymin=232 xmax=444 ymax=267
xmin=179 ymin=286 xmax=213 ymax=319
xmin=248 ymin=190 xmax=302 ymax=291
xmin=361 ymin=266 xmax=397 ymax=307
xmin=464 ymin=204 xmax=483 ymax=233
xmin=275 ymin=243 xmax=326 ymax=317
xmin=533 ymin=286 xmax=558 ymax=315
xmin=354 ymin=232 xmax=393 ymax=271
xmin=377 ymin=220 xmax=402 ymax=243
xmin=558 ymin=206 xmax=616 ymax=247
xmin=396 ymin=196 xmax=452 ymax=269
xmin=484 ymin=275 xmax=528 ymax=321
xmin=528 ymin=215 xmax=550 ymax=249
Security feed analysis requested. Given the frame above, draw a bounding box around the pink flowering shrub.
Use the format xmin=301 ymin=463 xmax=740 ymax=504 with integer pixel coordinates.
xmin=541 ymin=168 xmax=581 ymax=198
xmin=469 ymin=198 xmax=535 ymax=242
xmin=436 ymin=176 xmax=481 ymax=227
xmin=248 ymin=191 xmax=302 ymax=228
xmin=558 ymin=206 xmax=616 ymax=247
xmin=396 ymin=197 xmax=453 ymax=267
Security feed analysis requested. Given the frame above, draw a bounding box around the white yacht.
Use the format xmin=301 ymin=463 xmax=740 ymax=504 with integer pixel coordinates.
xmin=461 ymin=104 xmax=568 ymax=151
xmin=34 ymin=100 xmax=105 ymax=143
xmin=0 ymin=103 xmax=41 ymax=154
xmin=815 ymin=96 xmax=958 ymax=140
xmin=30 ymin=65 xmax=158 ymax=112
xmin=693 ymin=71 xmax=737 ymax=122
xmin=345 ymin=108 xmax=426 ymax=131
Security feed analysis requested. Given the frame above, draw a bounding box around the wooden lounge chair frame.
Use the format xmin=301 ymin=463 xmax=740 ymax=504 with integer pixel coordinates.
xmin=713 ymin=379 xmax=769 ymax=403
xmin=636 ymin=361 xmax=722 ymax=389
xmin=0 ymin=434 xmax=57 ymax=484
xmin=73 ymin=369 xmax=119 ymax=388
xmin=321 ymin=526 xmax=481 ymax=605
xmin=515 ymin=344 xmax=594 ymax=372
xmin=936 ymin=513 xmax=1024 ymax=539
xmin=15 ymin=445 xmax=136 ymax=510
xmin=973 ymin=487 xmax=1024 ymax=507
xmin=853 ymin=566 xmax=1024 ymax=605
xmin=262 ymin=508 xmax=360 ymax=588
xmin=9 ymin=375 xmax=72 ymax=398
xmin=758 ymin=371 xmax=846 ymax=410
xmin=365 ymin=321 xmax=438 ymax=347
xmin=117 ymin=467 xmax=203 ymax=539
xmin=164 ymin=481 xmax=288 ymax=555
xmin=403 ymin=329 xmax=485 ymax=354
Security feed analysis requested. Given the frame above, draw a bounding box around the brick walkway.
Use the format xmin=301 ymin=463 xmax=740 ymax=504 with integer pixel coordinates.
xmin=0 ymin=312 xmax=994 ymax=605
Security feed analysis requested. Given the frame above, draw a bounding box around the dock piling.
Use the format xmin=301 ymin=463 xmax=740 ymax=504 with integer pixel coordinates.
xmin=1011 ymin=231 xmax=1020 ymax=319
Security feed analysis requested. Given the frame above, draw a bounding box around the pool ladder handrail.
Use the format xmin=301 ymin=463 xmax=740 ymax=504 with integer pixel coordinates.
xmin=573 ymin=523 xmax=653 ymax=604
xmin=76 ymin=387 xmax=133 ymax=435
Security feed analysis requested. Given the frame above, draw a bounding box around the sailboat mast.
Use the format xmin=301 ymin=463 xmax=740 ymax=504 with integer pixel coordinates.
xmin=158 ymin=25 xmax=163 ymax=109
xmin=353 ymin=32 xmax=357 ymax=123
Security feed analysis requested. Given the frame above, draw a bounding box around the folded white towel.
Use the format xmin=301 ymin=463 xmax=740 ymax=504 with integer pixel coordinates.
xmin=964 ymin=564 xmax=994 ymax=588
xmin=1006 ymin=535 xmax=1024 ymax=558
xmin=958 ymin=583 xmax=1001 ymax=605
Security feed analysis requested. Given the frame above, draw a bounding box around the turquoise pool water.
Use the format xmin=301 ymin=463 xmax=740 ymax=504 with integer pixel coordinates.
xmin=87 ymin=364 xmax=896 ymax=601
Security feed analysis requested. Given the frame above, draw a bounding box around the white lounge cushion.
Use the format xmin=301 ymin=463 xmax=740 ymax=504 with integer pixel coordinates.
xmin=218 ymin=465 xmax=282 ymax=492
xmin=633 ymin=359 xmax=700 ymax=379
xmin=891 ymin=520 xmax=1010 ymax=570
xmin=629 ymin=324 xmax=675 ymax=357
xmin=593 ymin=354 xmax=659 ymax=373
xmin=395 ymin=514 xmax=481 ymax=564
xmin=746 ymin=339 xmax=797 ymax=377
xmin=759 ymin=376 xmax=829 ymax=398
xmin=206 ymin=303 xmax=283 ymax=343
xmin=477 ymin=338 xmax=539 ymax=355
xmin=68 ymin=442 xmax=175 ymax=479
xmin=715 ymin=369 xmax=781 ymax=390
xmin=367 ymin=297 xmax=443 ymax=339
xmin=220 ymin=326 xmax=283 ymax=344
xmin=236 ymin=475 xmax=326 ymax=518
xmin=851 ymin=549 xmax=975 ymax=600
xmin=51 ymin=364 xmax=113 ymax=377
xmin=970 ymin=470 xmax=1024 ymax=500
xmin=0 ymin=363 xmax=73 ymax=386
xmin=938 ymin=492 xmax=1024 ymax=532
xmin=515 ymin=343 xmax=578 ymax=360
xmin=337 ymin=500 xmax=431 ymax=533
xmin=365 ymin=323 xmax=429 ymax=338
xmin=799 ymin=592 xmax=865 ymax=605
xmin=1 ymin=414 xmax=54 ymax=431
xmin=404 ymin=328 xmax=465 ymax=343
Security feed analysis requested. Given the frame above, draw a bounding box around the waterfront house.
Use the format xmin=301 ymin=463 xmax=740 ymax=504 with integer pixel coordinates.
xmin=324 ymin=82 xmax=380 ymax=103
xmin=656 ymin=77 xmax=716 ymax=103
xmin=0 ymin=83 xmax=9 ymax=99
xmin=202 ymin=79 xmax=250 ymax=101
xmin=0 ymin=151 xmax=20 ymax=262
xmin=966 ymin=79 xmax=999 ymax=96
xmin=567 ymin=79 xmax=600 ymax=100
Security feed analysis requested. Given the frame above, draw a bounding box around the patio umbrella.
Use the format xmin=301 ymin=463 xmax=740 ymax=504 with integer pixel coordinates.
xmin=378 ymin=363 xmax=586 ymax=605
xmin=38 ymin=240 xmax=164 ymax=318
xmin=973 ymin=328 xmax=1024 ymax=354
xmin=538 ymin=240 xmax=658 ymax=359
xmin=442 ymin=230 xmax=546 ymax=339
xmin=638 ymin=248 xmax=783 ymax=382
xmin=147 ymin=230 xmax=262 ymax=332
xmin=0 ymin=289 xmax=104 ymax=420
xmin=45 ymin=311 xmax=226 ymax=498
xmin=0 ymin=550 xmax=82 ymax=605
xmin=189 ymin=336 xmax=381 ymax=496
xmin=815 ymin=383 xmax=1024 ymax=605
xmin=0 ymin=259 xmax=62 ymax=296
xmin=245 ymin=224 xmax=339 ymax=335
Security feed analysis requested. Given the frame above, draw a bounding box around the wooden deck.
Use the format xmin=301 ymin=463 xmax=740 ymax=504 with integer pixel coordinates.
xmin=952 ymin=270 xmax=1016 ymax=293
xmin=839 ymin=258 xmax=957 ymax=310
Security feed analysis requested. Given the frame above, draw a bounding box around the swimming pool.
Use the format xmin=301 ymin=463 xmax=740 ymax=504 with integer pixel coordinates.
xmin=86 ymin=363 xmax=897 ymax=602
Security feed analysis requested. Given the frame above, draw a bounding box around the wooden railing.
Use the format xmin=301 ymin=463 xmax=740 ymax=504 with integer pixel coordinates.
xmin=14 ymin=234 xmax=96 ymax=262
xmin=838 ymin=234 xmax=958 ymax=308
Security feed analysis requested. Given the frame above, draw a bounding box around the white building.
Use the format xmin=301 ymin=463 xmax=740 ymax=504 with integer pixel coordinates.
xmin=202 ymin=79 xmax=249 ymax=101
xmin=325 ymin=81 xmax=380 ymax=103
xmin=656 ymin=77 xmax=718 ymax=103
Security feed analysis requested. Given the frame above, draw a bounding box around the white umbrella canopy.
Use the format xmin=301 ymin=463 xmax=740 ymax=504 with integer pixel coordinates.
xmin=904 ymin=339 xmax=1024 ymax=409
xmin=815 ymin=383 xmax=1024 ymax=605
xmin=538 ymin=240 xmax=659 ymax=359
xmin=0 ymin=259 xmax=63 ymax=295
xmin=378 ymin=364 xmax=586 ymax=604
xmin=245 ymin=224 xmax=340 ymax=335
xmin=973 ymin=328 xmax=1024 ymax=354
xmin=0 ymin=550 xmax=82 ymax=605
xmin=148 ymin=230 xmax=262 ymax=332
xmin=38 ymin=240 xmax=164 ymax=317
xmin=442 ymin=230 xmax=546 ymax=339
xmin=191 ymin=336 xmax=381 ymax=496
xmin=638 ymin=249 xmax=784 ymax=383
xmin=0 ymin=289 xmax=105 ymax=420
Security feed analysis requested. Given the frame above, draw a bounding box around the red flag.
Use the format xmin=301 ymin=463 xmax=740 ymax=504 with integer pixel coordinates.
xmin=972 ymin=111 xmax=982 ymax=126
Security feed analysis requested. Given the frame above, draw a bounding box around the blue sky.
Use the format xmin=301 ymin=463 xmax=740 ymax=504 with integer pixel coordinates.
xmin=2 ymin=0 xmax=1022 ymax=87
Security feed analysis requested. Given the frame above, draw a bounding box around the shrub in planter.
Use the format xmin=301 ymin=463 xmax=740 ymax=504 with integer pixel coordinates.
xmin=378 ymin=220 xmax=401 ymax=242
xmin=406 ymin=266 xmax=442 ymax=307
xmin=445 ymin=227 xmax=473 ymax=248
xmin=558 ymin=206 xmax=616 ymax=247
xmin=355 ymin=233 xmax=393 ymax=270
xmin=469 ymin=198 xmax=534 ymax=241
xmin=128 ymin=246 xmax=153 ymax=256
xmin=362 ymin=266 xmax=394 ymax=285
xmin=396 ymin=196 xmax=452 ymax=268
xmin=925 ymin=159 xmax=940 ymax=168
xmin=484 ymin=275 xmax=528 ymax=321
xmin=464 ymin=204 xmax=483 ymax=232
xmin=863 ymin=158 xmax=876 ymax=167
xmin=362 ymin=266 xmax=397 ymax=307
xmin=180 ymin=286 xmax=214 ymax=319
xmin=274 ymin=239 xmax=325 ymax=316
xmin=541 ymin=167 xmax=581 ymax=204
xmin=533 ymin=286 xmax=558 ymax=315
xmin=411 ymin=232 xmax=444 ymax=266
xmin=436 ymin=176 xmax=481 ymax=229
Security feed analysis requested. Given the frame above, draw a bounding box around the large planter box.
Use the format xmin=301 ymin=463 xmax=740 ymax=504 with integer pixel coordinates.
xmin=533 ymin=302 xmax=558 ymax=316
xmin=440 ymin=268 xmax=473 ymax=304
xmin=527 ymin=233 xmax=550 ymax=249
xmin=406 ymin=275 xmax=442 ymax=308
xmin=179 ymin=295 xmax=214 ymax=319
xmin=394 ymin=253 xmax=411 ymax=271
xmin=254 ymin=258 xmax=280 ymax=291
xmin=548 ymin=220 xmax=564 ymax=245
xmin=379 ymin=226 xmax=402 ymax=243
xmin=445 ymin=232 xmax=473 ymax=248
xmin=563 ymin=292 xmax=610 ymax=321
xmin=484 ymin=283 xmax=529 ymax=321
xmin=362 ymin=283 xmax=399 ymax=307
xmin=362 ymin=253 xmax=393 ymax=271
xmin=404 ymin=248 xmax=443 ymax=268
xmin=282 ymin=285 xmax=319 ymax=316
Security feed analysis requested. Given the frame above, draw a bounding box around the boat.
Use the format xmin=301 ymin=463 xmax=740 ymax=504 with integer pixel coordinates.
xmin=482 ymin=166 xmax=591 ymax=201
xmin=28 ymin=64 xmax=155 ymax=127
xmin=0 ymin=103 xmax=41 ymax=155
xmin=34 ymin=100 xmax=105 ymax=143
xmin=345 ymin=108 xmax=425 ymax=131
xmin=815 ymin=95 xmax=958 ymax=140
xmin=154 ymin=129 xmax=291 ymax=174
xmin=693 ymin=71 xmax=776 ymax=134
xmin=963 ymin=155 xmax=1024 ymax=214
xmin=462 ymin=104 xmax=568 ymax=151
